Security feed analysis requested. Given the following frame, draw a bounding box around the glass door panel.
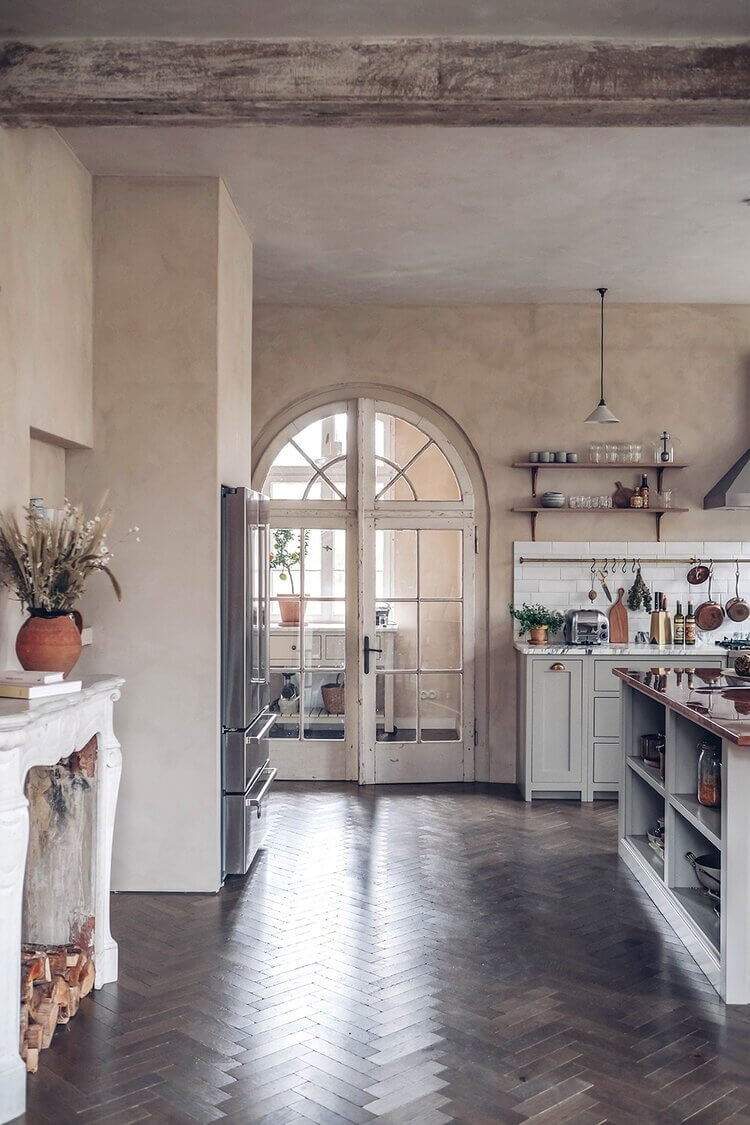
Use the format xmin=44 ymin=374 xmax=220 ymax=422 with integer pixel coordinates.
xmin=367 ymin=525 xmax=470 ymax=780
xmin=270 ymin=526 xmax=348 ymax=748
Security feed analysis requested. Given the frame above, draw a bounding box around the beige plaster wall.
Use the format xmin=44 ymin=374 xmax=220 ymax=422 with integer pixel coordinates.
xmin=0 ymin=127 xmax=92 ymax=666
xmin=253 ymin=303 xmax=750 ymax=782
xmin=29 ymin=438 xmax=66 ymax=508
xmin=69 ymin=177 xmax=252 ymax=892
xmin=217 ymin=182 xmax=253 ymax=486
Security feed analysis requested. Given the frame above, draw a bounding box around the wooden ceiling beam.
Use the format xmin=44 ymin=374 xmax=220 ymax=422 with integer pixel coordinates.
xmin=1 ymin=38 xmax=749 ymax=126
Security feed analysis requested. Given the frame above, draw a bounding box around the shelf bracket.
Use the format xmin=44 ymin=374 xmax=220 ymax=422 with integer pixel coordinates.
xmin=530 ymin=466 xmax=538 ymax=498
xmin=656 ymin=512 xmax=663 ymax=542
xmin=656 ymin=465 xmax=664 ymax=493
xmin=530 ymin=511 xmax=537 ymax=542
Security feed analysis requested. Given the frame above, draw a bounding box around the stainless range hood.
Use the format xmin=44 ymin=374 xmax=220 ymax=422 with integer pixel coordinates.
xmin=704 ymin=449 xmax=750 ymax=509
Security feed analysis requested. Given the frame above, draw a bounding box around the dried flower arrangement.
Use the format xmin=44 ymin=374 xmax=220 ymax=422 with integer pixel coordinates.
xmin=0 ymin=500 xmax=137 ymax=615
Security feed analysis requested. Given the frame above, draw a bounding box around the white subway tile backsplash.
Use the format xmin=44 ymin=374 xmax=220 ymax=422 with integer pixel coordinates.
xmin=514 ymin=580 xmax=541 ymax=593
xmin=513 ymin=537 xmax=750 ymax=645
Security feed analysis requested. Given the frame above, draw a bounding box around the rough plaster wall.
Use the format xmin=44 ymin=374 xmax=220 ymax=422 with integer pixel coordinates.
xmin=30 ymin=438 xmax=66 ymax=508
xmin=0 ymin=127 xmax=92 ymax=668
xmin=69 ymin=177 xmax=223 ymax=892
xmin=217 ymin=181 xmax=253 ymax=489
xmin=252 ymin=303 xmax=750 ymax=782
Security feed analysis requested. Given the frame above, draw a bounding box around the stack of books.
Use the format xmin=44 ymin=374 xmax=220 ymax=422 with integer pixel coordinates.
xmin=0 ymin=671 xmax=82 ymax=699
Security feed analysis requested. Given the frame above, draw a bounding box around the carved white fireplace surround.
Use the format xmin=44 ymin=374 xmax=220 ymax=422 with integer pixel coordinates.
xmin=0 ymin=675 xmax=124 ymax=1124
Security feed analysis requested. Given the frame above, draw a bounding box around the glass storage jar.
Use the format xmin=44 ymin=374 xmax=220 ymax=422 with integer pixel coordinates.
xmin=697 ymin=737 xmax=721 ymax=808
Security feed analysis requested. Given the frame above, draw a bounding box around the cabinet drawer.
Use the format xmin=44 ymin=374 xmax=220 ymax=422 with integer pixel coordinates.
xmin=594 ymin=659 xmax=628 ymax=692
xmin=271 ymin=632 xmax=299 ymax=665
xmin=323 ymin=634 xmax=345 ymax=663
xmin=594 ymin=655 xmax=723 ymax=691
xmin=593 ymin=695 xmax=620 ymax=738
xmin=593 ymin=742 xmax=620 ymax=785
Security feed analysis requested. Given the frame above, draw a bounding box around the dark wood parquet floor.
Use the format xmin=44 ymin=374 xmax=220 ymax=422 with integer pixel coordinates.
xmin=22 ymin=783 xmax=750 ymax=1125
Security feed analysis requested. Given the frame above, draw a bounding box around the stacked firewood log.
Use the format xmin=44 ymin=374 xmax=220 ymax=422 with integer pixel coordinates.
xmin=19 ymin=944 xmax=95 ymax=1072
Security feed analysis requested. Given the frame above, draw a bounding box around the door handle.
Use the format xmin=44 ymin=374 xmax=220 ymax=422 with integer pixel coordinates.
xmin=246 ymin=711 xmax=276 ymax=742
xmin=245 ymin=767 xmax=277 ymax=816
xmin=363 ymin=634 xmax=383 ymax=675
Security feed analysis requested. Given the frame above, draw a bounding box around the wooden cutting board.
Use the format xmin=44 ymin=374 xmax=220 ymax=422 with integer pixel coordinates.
xmin=609 ymin=588 xmax=629 ymax=643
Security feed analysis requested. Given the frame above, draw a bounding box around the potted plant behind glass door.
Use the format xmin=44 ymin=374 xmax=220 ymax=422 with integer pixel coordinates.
xmin=270 ymin=528 xmax=308 ymax=626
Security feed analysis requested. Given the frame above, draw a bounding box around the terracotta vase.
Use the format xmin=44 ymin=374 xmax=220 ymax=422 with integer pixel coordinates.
xmin=277 ymin=595 xmax=301 ymax=626
xmin=529 ymin=625 xmax=549 ymax=646
xmin=16 ymin=612 xmax=83 ymax=675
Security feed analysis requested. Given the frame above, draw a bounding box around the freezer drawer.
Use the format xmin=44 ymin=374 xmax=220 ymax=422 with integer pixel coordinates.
xmin=223 ymin=765 xmax=277 ymax=876
xmin=223 ymin=709 xmax=276 ymax=794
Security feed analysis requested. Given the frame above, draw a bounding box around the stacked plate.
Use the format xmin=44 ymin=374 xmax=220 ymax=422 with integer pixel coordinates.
xmin=540 ymin=491 xmax=566 ymax=508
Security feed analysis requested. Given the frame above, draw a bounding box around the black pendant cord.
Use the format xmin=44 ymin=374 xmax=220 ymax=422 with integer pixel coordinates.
xmin=598 ymin=286 xmax=607 ymax=404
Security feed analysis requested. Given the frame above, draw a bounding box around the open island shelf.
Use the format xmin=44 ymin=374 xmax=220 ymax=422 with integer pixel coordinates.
xmin=616 ymin=666 xmax=750 ymax=1003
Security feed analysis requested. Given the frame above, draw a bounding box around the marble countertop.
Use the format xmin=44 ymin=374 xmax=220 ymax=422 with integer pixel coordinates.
xmin=614 ymin=666 xmax=750 ymax=746
xmin=514 ymin=641 xmax=729 ymax=657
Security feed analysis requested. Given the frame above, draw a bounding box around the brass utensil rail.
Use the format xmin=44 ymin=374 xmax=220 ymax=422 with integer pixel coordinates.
xmin=518 ymin=556 xmax=750 ymax=565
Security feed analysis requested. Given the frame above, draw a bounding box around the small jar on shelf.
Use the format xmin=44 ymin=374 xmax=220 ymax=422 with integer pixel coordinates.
xmin=697 ymin=737 xmax=721 ymax=808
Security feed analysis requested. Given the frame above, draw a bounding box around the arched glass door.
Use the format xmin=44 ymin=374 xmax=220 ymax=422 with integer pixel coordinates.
xmin=259 ymin=398 xmax=474 ymax=784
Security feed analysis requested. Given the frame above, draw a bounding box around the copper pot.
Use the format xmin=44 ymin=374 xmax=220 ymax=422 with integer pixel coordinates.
xmin=726 ymin=564 xmax=749 ymax=623
xmin=687 ymin=561 xmax=710 ymax=585
xmin=695 ymin=572 xmax=725 ymax=633
xmin=16 ymin=612 xmax=82 ymax=675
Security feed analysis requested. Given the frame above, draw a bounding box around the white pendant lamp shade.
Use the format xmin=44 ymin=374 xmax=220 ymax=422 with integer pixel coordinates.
xmin=585 ymin=400 xmax=620 ymax=424
xmin=585 ymin=287 xmax=620 ymax=424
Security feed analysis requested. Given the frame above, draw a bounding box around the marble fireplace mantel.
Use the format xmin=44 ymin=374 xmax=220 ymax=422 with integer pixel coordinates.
xmin=0 ymin=675 xmax=124 ymax=1124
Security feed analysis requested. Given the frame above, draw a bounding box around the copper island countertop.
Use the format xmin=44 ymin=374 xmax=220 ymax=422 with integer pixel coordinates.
xmin=613 ymin=666 xmax=750 ymax=747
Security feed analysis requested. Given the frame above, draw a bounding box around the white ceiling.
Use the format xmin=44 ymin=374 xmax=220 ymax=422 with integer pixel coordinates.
xmin=64 ymin=126 xmax=750 ymax=305
xmin=3 ymin=0 xmax=750 ymax=39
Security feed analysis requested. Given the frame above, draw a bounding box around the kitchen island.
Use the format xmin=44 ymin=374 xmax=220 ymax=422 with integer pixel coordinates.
xmin=616 ymin=666 xmax=750 ymax=1003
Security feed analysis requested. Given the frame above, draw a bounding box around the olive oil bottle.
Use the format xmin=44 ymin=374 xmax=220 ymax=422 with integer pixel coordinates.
xmin=673 ymin=601 xmax=685 ymax=645
xmin=685 ymin=601 xmax=696 ymax=646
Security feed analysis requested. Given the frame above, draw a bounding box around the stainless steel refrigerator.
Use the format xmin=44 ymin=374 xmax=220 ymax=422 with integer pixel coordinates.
xmin=221 ymin=486 xmax=276 ymax=877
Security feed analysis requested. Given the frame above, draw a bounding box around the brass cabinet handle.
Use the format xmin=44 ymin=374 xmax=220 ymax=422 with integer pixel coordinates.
xmin=550 ymin=662 xmax=565 ymax=671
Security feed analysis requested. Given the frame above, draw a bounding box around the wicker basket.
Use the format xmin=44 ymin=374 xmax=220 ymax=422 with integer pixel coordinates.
xmin=321 ymin=675 xmax=345 ymax=715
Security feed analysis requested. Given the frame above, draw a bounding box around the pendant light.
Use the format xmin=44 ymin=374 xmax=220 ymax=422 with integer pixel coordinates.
xmin=584 ymin=286 xmax=619 ymax=424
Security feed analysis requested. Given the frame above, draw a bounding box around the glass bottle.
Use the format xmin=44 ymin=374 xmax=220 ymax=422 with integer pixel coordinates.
xmin=697 ymin=738 xmax=721 ymax=808
xmin=673 ymin=601 xmax=685 ymax=645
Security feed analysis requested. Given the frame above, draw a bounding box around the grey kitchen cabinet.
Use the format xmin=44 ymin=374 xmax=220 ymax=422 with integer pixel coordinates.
xmin=517 ymin=651 xmax=725 ymax=802
xmin=519 ymin=656 xmax=585 ymax=796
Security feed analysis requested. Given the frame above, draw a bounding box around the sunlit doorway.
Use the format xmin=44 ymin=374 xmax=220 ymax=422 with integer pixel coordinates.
xmin=257 ymin=398 xmax=476 ymax=783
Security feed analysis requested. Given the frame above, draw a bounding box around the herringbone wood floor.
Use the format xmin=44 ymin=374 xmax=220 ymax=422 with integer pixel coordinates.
xmin=22 ymin=784 xmax=750 ymax=1124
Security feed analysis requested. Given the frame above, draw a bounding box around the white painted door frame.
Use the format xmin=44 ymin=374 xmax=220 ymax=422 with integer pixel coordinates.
xmin=266 ymin=396 xmax=476 ymax=784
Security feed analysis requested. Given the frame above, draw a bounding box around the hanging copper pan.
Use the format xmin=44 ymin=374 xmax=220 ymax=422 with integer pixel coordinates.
xmin=687 ymin=560 xmax=710 ymax=585
xmin=726 ymin=562 xmax=750 ymax=623
xmin=695 ymin=569 xmax=725 ymax=632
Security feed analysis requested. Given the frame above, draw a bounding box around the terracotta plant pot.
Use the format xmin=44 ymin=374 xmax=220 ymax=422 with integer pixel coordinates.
xmin=16 ymin=612 xmax=83 ymax=675
xmin=277 ymin=595 xmax=301 ymax=626
xmin=529 ymin=625 xmax=549 ymax=646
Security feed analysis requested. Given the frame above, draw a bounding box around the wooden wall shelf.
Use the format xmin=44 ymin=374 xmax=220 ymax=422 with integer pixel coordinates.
xmin=512 ymin=461 xmax=688 ymax=497
xmin=511 ymin=506 xmax=690 ymax=542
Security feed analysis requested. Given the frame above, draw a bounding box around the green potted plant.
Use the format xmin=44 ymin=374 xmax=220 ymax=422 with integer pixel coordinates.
xmin=270 ymin=529 xmax=308 ymax=626
xmin=508 ymin=602 xmax=564 ymax=647
xmin=0 ymin=500 xmax=133 ymax=674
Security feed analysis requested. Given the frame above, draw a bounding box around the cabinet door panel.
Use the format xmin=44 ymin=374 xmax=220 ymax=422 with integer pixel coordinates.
xmin=593 ymin=695 xmax=620 ymax=738
xmin=531 ymin=660 xmax=583 ymax=784
xmin=593 ymin=742 xmax=620 ymax=785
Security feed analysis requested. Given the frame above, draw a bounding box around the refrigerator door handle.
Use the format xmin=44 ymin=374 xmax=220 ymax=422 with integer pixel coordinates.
xmin=246 ymin=767 xmax=277 ymax=814
xmin=246 ymin=712 xmax=276 ymax=743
